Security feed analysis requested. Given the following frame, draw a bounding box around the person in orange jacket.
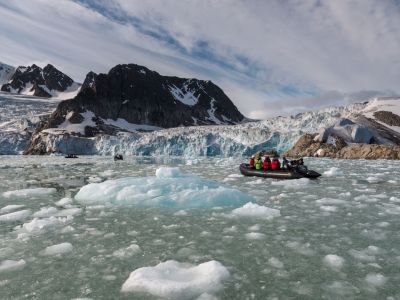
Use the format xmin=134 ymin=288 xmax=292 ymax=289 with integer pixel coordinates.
xmin=263 ymin=156 xmax=271 ymax=171
xmin=271 ymin=157 xmax=281 ymax=170
xmin=249 ymin=156 xmax=255 ymax=169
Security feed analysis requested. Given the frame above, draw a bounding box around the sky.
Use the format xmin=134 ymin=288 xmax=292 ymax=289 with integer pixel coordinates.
xmin=0 ymin=0 xmax=399 ymax=119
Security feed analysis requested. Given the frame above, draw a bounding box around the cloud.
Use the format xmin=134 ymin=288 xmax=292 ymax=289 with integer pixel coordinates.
xmin=0 ymin=0 xmax=399 ymax=119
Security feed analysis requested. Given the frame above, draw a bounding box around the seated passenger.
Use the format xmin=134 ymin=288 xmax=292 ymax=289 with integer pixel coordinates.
xmin=249 ymin=156 xmax=255 ymax=168
xmin=263 ymin=156 xmax=271 ymax=171
xmin=271 ymin=157 xmax=280 ymax=170
xmin=255 ymin=157 xmax=262 ymax=170
xmin=282 ymin=157 xmax=290 ymax=169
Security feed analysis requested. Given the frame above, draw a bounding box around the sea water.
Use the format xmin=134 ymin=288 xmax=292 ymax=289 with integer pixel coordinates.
xmin=0 ymin=156 xmax=399 ymax=299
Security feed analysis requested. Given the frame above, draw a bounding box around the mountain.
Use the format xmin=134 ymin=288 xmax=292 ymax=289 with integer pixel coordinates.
xmin=0 ymin=64 xmax=80 ymax=99
xmin=36 ymin=63 xmax=245 ymax=137
xmin=0 ymin=62 xmax=15 ymax=85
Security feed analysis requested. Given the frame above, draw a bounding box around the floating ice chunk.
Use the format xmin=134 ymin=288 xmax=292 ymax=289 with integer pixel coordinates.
xmin=121 ymin=260 xmax=230 ymax=298
xmin=155 ymin=167 xmax=182 ymax=178
xmin=316 ymin=198 xmax=347 ymax=205
xmin=323 ymin=254 xmax=344 ymax=270
xmin=365 ymin=273 xmax=387 ymax=287
xmin=55 ymin=207 xmax=82 ymax=217
xmin=55 ymin=197 xmax=73 ymax=207
xmin=245 ymin=232 xmax=266 ymax=240
xmin=42 ymin=242 xmax=73 ymax=256
xmin=323 ymin=167 xmax=343 ymax=177
xmin=268 ymin=257 xmax=284 ymax=269
xmin=112 ymin=244 xmax=141 ymax=258
xmin=348 ymin=249 xmax=375 ymax=262
xmin=320 ymin=206 xmax=337 ymax=212
xmin=2 ymin=188 xmax=56 ymax=198
xmin=227 ymin=174 xmax=243 ymax=178
xmin=19 ymin=216 xmax=73 ymax=234
xmin=0 ymin=209 xmax=31 ymax=222
xmin=0 ymin=205 xmax=25 ymax=214
xmin=75 ymin=168 xmax=253 ymax=208
xmin=231 ymin=202 xmax=280 ymax=219
xmin=33 ymin=207 xmax=58 ymax=218
xmin=0 ymin=259 xmax=26 ymax=272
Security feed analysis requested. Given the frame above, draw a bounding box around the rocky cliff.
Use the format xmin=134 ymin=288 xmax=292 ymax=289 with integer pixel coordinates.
xmin=33 ymin=64 xmax=245 ymax=134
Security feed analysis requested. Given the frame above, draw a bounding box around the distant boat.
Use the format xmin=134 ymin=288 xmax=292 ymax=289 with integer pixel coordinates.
xmin=65 ymin=154 xmax=78 ymax=158
xmin=114 ymin=154 xmax=123 ymax=161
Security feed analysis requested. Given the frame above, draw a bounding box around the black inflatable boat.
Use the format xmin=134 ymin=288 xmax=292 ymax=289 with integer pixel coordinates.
xmin=239 ymin=163 xmax=321 ymax=179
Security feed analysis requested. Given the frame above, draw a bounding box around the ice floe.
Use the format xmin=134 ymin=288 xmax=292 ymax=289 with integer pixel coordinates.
xmin=75 ymin=167 xmax=253 ymax=208
xmin=323 ymin=254 xmax=344 ymax=270
xmin=0 ymin=259 xmax=26 ymax=272
xmin=112 ymin=244 xmax=141 ymax=258
xmin=365 ymin=273 xmax=387 ymax=287
xmin=121 ymin=260 xmax=230 ymax=298
xmin=0 ymin=209 xmax=31 ymax=222
xmin=41 ymin=242 xmax=73 ymax=256
xmin=0 ymin=204 xmax=25 ymax=214
xmin=230 ymin=202 xmax=280 ymax=219
xmin=2 ymin=187 xmax=56 ymax=198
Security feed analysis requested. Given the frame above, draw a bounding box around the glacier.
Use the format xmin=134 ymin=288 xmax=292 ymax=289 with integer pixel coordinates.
xmin=1 ymin=91 xmax=400 ymax=156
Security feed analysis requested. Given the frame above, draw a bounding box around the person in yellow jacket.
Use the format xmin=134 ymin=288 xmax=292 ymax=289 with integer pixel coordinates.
xmin=254 ymin=157 xmax=262 ymax=170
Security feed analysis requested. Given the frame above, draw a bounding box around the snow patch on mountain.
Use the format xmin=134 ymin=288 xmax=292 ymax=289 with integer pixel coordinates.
xmin=168 ymin=81 xmax=200 ymax=106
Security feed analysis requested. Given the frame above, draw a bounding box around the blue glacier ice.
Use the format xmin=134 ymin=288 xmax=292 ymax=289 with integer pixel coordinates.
xmin=75 ymin=167 xmax=254 ymax=208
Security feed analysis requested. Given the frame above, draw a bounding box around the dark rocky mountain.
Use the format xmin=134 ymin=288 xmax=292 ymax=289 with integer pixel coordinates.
xmin=1 ymin=64 xmax=76 ymax=97
xmin=42 ymin=63 xmax=245 ymax=134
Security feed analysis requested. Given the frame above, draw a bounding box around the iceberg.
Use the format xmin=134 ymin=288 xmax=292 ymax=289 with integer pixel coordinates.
xmin=121 ymin=260 xmax=230 ymax=298
xmin=75 ymin=167 xmax=253 ymax=208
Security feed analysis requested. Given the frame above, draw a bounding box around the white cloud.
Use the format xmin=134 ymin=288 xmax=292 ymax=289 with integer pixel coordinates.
xmin=0 ymin=0 xmax=399 ymax=119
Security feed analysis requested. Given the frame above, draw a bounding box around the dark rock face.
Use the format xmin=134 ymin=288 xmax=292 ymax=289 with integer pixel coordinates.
xmin=44 ymin=63 xmax=245 ymax=131
xmin=1 ymin=64 xmax=74 ymax=97
xmin=373 ymin=111 xmax=400 ymax=127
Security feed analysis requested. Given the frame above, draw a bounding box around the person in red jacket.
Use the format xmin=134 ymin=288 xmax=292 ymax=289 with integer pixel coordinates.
xmin=263 ymin=156 xmax=271 ymax=171
xmin=271 ymin=157 xmax=281 ymax=170
xmin=249 ymin=156 xmax=255 ymax=169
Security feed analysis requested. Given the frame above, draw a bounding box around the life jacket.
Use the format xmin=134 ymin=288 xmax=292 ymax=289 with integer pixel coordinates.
xmin=263 ymin=159 xmax=270 ymax=170
xmin=271 ymin=159 xmax=280 ymax=170
xmin=249 ymin=158 xmax=255 ymax=168
xmin=255 ymin=159 xmax=262 ymax=170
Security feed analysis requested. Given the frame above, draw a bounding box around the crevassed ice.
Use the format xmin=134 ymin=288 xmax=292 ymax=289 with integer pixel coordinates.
xmin=121 ymin=260 xmax=230 ymax=298
xmin=75 ymin=167 xmax=253 ymax=208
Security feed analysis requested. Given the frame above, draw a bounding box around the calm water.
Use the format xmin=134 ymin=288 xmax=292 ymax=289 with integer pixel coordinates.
xmin=0 ymin=156 xmax=399 ymax=299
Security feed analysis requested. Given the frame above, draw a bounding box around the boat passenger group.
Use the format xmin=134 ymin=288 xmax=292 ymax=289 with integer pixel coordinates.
xmin=249 ymin=152 xmax=303 ymax=171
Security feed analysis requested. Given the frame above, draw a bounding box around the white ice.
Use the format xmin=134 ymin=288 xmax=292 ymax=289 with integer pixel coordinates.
xmin=0 ymin=259 xmax=26 ymax=273
xmin=230 ymin=202 xmax=280 ymax=219
xmin=41 ymin=242 xmax=73 ymax=256
xmin=0 ymin=209 xmax=31 ymax=222
xmin=112 ymin=244 xmax=141 ymax=258
xmin=2 ymin=187 xmax=56 ymax=198
xmin=323 ymin=254 xmax=344 ymax=270
xmin=121 ymin=260 xmax=230 ymax=298
xmin=365 ymin=273 xmax=387 ymax=287
xmin=75 ymin=167 xmax=253 ymax=208
xmin=0 ymin=205 xmax=25 ymax=214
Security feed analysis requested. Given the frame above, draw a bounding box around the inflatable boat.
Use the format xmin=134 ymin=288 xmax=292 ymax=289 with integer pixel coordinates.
xmin=239 ymin=163 xmax=321 ymax=179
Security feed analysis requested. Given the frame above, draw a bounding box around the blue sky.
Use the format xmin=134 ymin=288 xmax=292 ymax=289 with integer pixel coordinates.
xmin=0 ymin=0 xmax=399 ymax=118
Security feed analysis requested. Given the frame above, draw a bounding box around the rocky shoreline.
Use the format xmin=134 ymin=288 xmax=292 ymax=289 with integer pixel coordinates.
xmin=285 ymin=133 xmax=400 ymax=160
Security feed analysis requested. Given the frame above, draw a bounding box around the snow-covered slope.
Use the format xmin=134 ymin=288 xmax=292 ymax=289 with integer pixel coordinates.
xmin=0 ymin=62 xmax=15 ymax=85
